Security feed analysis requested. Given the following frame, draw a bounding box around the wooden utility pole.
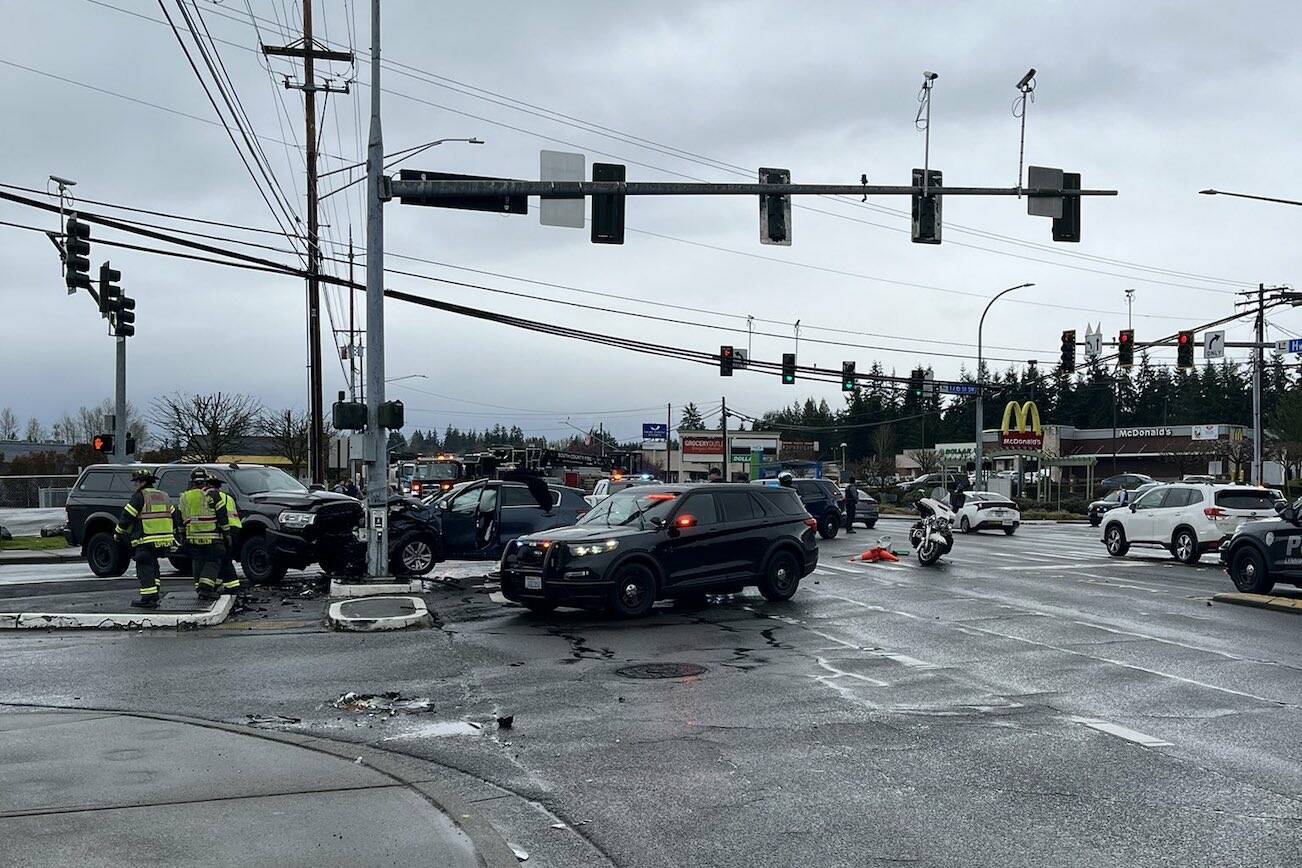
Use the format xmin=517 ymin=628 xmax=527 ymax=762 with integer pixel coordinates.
xmin=262 ymin=2 xmax=353 ymax=484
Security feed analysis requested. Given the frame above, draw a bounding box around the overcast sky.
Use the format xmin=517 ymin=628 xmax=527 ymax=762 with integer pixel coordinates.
xmin=3 ymin=0 xmax=1300 ymax=442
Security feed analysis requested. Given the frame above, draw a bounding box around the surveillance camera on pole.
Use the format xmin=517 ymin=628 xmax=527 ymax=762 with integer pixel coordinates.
xmin=1016 ymin=68 xmax=1036 ymax=91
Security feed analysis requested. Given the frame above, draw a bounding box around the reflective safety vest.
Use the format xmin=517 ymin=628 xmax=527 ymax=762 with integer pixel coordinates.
xmin=127 ymin=488 xmax=175 ymax=548
xmin=179 ymin=488 xmax=220 ymax=544
xmin=220 ymin=491 xmax=242 ymax=530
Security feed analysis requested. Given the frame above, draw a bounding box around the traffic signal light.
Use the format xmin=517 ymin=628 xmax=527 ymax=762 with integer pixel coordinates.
xmin=1118 ymin=329 xmax=1134 ymax=368
xmin=92 ymin=433 xmax=114 ymax=453
xmin=911 ymin=168 xmax=942 ymax=244
xmin=1060 ymin=329 xmax=1076 ymax=373
xmin=1177 ymin=330 xmax=1194 ymax=368
xmin=759 ymin=167 xmax=792 ymax=246
xmin=841 ymin=361 xmax=856 ymax=392
xmin=114 ymin=294 xmax=136 ymax=338
xmin=720 ymin=345 xmax=734 ymax=377
xmin=98 ymin=262 xmax=121 ymax=317
xmin=909 ymin=367 xmax=925 ymax=397
xmin=591 ymin=162 xmax=625 ymax=245
xmin=64 ymin=216 xmax=91 ymax=293
xmin=1053 ymin=172 xmax=1081 ymax=242
xmin=781 ymin=353 xmax=796 ymax=385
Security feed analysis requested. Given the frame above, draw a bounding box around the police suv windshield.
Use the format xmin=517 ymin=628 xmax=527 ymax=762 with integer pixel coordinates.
xmin=579 ymin=489 xmax=682 ymax=528
xmin=229 ymin=466 xmax=307 ymax=495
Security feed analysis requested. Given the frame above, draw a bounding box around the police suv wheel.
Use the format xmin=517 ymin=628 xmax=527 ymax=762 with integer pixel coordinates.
xmin=608 ymin=563 xmax=657 ymax=618
xmin=759 ymin=551 xmax=801 ymax=602
xmin=818 ymin=514 xmax=839 ymax=540
xmin=1230 ymin=546 xmax=1273 ymax=594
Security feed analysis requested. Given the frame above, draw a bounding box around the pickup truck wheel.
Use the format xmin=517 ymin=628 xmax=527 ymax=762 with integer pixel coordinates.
xmin=86 ymin=531 xmax=129 ymax=578
xmin=240 ymin=535 xmax=286 ymax=585
xmin=1230 ymin=546 xmax=1274 ymax=594
xmin=864 ymin=519 xmax=877 ymax=530
xmin=758 ymin=551 xmax=801 ymax=602
xmin=818 ymin=514 xmax=839 ymax=540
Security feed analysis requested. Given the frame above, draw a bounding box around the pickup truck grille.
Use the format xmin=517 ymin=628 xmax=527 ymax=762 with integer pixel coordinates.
xmin=315 ymin=502 xmax=364 ymax=534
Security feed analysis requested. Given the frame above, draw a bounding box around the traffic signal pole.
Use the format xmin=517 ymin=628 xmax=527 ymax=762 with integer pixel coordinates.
xmin=1253 ymin=283 xmax=1264 ymax=485
xmin=363 ymin=0 xmax=388 ymax=578
xmin=114 ymin=336 xmax=127 ymax=465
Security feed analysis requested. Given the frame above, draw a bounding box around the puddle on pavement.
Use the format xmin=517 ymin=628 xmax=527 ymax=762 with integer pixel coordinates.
xmin=384 ymin=720 xmax=483 ymax=739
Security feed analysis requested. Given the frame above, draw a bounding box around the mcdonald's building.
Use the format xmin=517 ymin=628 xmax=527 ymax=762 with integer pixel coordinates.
xmin=899 ymin=398 xmax=1256 ymax=482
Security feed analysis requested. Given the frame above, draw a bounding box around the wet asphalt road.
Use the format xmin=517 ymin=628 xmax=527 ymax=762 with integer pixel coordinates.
xmin=2 ymin=521 xmax=1301 ymax=867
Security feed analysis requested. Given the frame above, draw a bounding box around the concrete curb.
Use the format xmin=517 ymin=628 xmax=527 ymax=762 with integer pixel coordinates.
xmin=1212 ymin=591 xmax=1302 ymax=614
xmin=0 ymin=594 xmax=234 ymax=630
xmin=329 ymin=577 xmax=424 ymax=598
xmin=0 ymin=701 xmax=520 ymax=868
xmin=0 ymin=549 xmax=82 ymax=565
xmin=327 ymin=595 xmax=433 ymax=632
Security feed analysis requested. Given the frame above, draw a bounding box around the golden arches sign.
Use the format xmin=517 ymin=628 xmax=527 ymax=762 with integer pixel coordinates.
xmin=999 ymin=400 xmax=1044 ymax=450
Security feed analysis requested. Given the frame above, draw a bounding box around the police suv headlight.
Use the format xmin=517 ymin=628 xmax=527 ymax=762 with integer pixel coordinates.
xmin=567 ymin=540 xmax=618 ymax=558
xmin=278 ymin=510 xmax=316 ymax=529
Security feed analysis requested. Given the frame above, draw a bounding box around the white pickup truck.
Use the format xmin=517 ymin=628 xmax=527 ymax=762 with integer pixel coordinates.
xmin=585 ymin=476 xmax=661 ymax=508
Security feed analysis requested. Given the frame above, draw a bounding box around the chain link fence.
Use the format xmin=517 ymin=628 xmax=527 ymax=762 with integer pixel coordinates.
xmin=0 ymin=475 xmax=79 ymax=508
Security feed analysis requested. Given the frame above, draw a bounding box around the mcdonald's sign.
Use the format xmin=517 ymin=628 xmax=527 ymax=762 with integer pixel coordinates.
xmin=999 ymin=401 xmax=1043 ymax=450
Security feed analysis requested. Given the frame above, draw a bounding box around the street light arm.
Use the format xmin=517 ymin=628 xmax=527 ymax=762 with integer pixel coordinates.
xmin=1198 ymin=189 xmax=1302 ymax=207
xmin=977 ymin=283 xmax=1035 ymax=384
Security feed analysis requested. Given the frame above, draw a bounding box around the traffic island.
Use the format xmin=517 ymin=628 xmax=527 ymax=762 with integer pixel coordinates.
xmin=327 ymin=595 xmax=433 ymax=631
xmin=0 ymin=706 xmax=515 ymax=868
xmin=0 ymin=591 xmax=234 ymax=630
xmin=1212 ymin=591 xmax=1302 ymax=614
xmin=328 ymin=576 xmax=425 ymax=598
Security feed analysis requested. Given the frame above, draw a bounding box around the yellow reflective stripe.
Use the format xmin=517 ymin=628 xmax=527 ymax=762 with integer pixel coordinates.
xmin=220 ymin=581 xmax=241 ymax=590
xmin=124 ymin=504 xmax=139 ymax=516
xmin=139 ymin=586 xmax=159 ymax=595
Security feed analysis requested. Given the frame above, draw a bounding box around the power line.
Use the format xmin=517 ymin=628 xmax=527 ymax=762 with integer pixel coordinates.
xmin=81 ymin=0 xmax=1252 ymax=297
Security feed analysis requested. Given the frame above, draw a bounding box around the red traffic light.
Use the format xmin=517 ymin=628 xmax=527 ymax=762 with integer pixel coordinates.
xmin=1178 ymin=333 xmax=1190 ymax=344
xmin=722 ymin=347 xmax=733 ymax=358
xmin=1119 ymin=332 xmax=1130 ymax=344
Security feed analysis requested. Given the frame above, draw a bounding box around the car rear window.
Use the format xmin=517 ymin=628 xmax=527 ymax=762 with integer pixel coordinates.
xmin=1215 ymin=489 xmax=1278 ymax=511
xmin=716 ymin=491 xmax=756 ymax=522
xmin=77 ymin=469 xmax=130 ymax=493
xmin=758 ymin=488 xmax=808 ymax=516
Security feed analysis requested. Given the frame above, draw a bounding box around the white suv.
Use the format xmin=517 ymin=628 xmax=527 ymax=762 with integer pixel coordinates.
xmin=1101 ymin=483 xmax=1282 ymax=564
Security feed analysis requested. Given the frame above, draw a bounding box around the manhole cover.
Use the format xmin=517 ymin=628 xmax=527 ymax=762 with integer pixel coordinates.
xmin=616 ymin=662 xmax=708 ymax=680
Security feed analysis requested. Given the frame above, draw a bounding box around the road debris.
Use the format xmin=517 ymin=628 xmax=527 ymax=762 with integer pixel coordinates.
xmin=332 ymin=691 xmax=435 ymax=715
xmin=497 ymin=714 xmax=514 ymax=730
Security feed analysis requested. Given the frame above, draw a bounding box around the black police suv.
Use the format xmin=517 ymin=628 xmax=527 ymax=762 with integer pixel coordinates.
xmin=753 ymin=477 xmax=845 ymax=539
xmin=499 ymin=483 xmax=820 ymax=618
xmin=64 ymin=462 xmax=361 ymax=583
xmin=1219 ymin=496 xmax=1302 ymax=594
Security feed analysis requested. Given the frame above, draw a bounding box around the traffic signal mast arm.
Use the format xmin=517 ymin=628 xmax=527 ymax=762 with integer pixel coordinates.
xmin=388 ymin=178 xmax=1117 ymax=200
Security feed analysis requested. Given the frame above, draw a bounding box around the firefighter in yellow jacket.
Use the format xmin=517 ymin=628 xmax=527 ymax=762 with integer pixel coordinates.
xmin=204 ymin=475 xmax=242 ymax=596
xmin=114 ymin=468 xmax=175 ymax=609
xmin=176 ymin=468 xmax=229 ymax=600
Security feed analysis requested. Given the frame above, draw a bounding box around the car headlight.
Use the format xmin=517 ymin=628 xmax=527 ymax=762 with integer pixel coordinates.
xmin=278 ymin=510 xmax=316 ymax=529
xmin=567 ymin=539 xmax=618 ymax=558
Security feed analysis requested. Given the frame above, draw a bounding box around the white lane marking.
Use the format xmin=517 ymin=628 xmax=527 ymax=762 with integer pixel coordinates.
xmin=1068 ymin=620 xmax=1257 ymax=663
xmin=815 ymin=656 xmax=889 ymax=688
xmin=819 ymin=563 xmax=865 ymax=574
xmin=1069 ymin=717 xmax=1172 ymax=748
xmin=0 ymin=574 xmax=111 ymax=587
xmin=810 ymin=589 xmax=1290 ymax=706
xmin=995 ymin=562 xmax=1150 ymax=571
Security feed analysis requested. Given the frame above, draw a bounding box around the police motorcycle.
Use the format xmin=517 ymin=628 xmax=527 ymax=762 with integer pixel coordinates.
xmin=908 ymin=496 xmax=955 ymax=566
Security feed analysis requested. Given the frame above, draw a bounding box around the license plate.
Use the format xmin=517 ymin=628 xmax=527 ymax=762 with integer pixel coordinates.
xmin=525 ymin=576 xmax=542 ymax=591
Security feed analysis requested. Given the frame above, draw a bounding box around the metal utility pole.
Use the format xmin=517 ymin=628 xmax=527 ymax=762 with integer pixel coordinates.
xmin=115 ymin=337 xmax=127 ymax=464
xmin=666 ymin=402 xmax=673 ymax=482
xmin=1253 ymin=283 xmax=1265 ymax=485
xmin=363 ymin=0 xmax=387 ymax=577
xmin=720 ymin=396 xmax=728 ymax=481
xmin=347 ymin=229 xmax=357 ymax=400
xmin=262 ymin=1 xmax=353 ymax=487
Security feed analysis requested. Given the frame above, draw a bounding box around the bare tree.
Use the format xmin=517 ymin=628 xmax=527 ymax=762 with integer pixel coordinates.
xmin=259 ymin=408 xmax=311 ymax=478
xmin=150 ymin=392 xmax=263 ymax=463
xmin=906 ymin=448 xmax=942 ymax=475
xmin=50 ymin=412 xmax=78 ymax=445
xmin=0 ymin=407 xmax=17 ymax=440
xmin=1160 ymin=450 xmax=1205 ymax=481
xmin=869 ymin=424 xmax=898 ymax=484
xmin=23 ymin=418 xmax=43 ymax=442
